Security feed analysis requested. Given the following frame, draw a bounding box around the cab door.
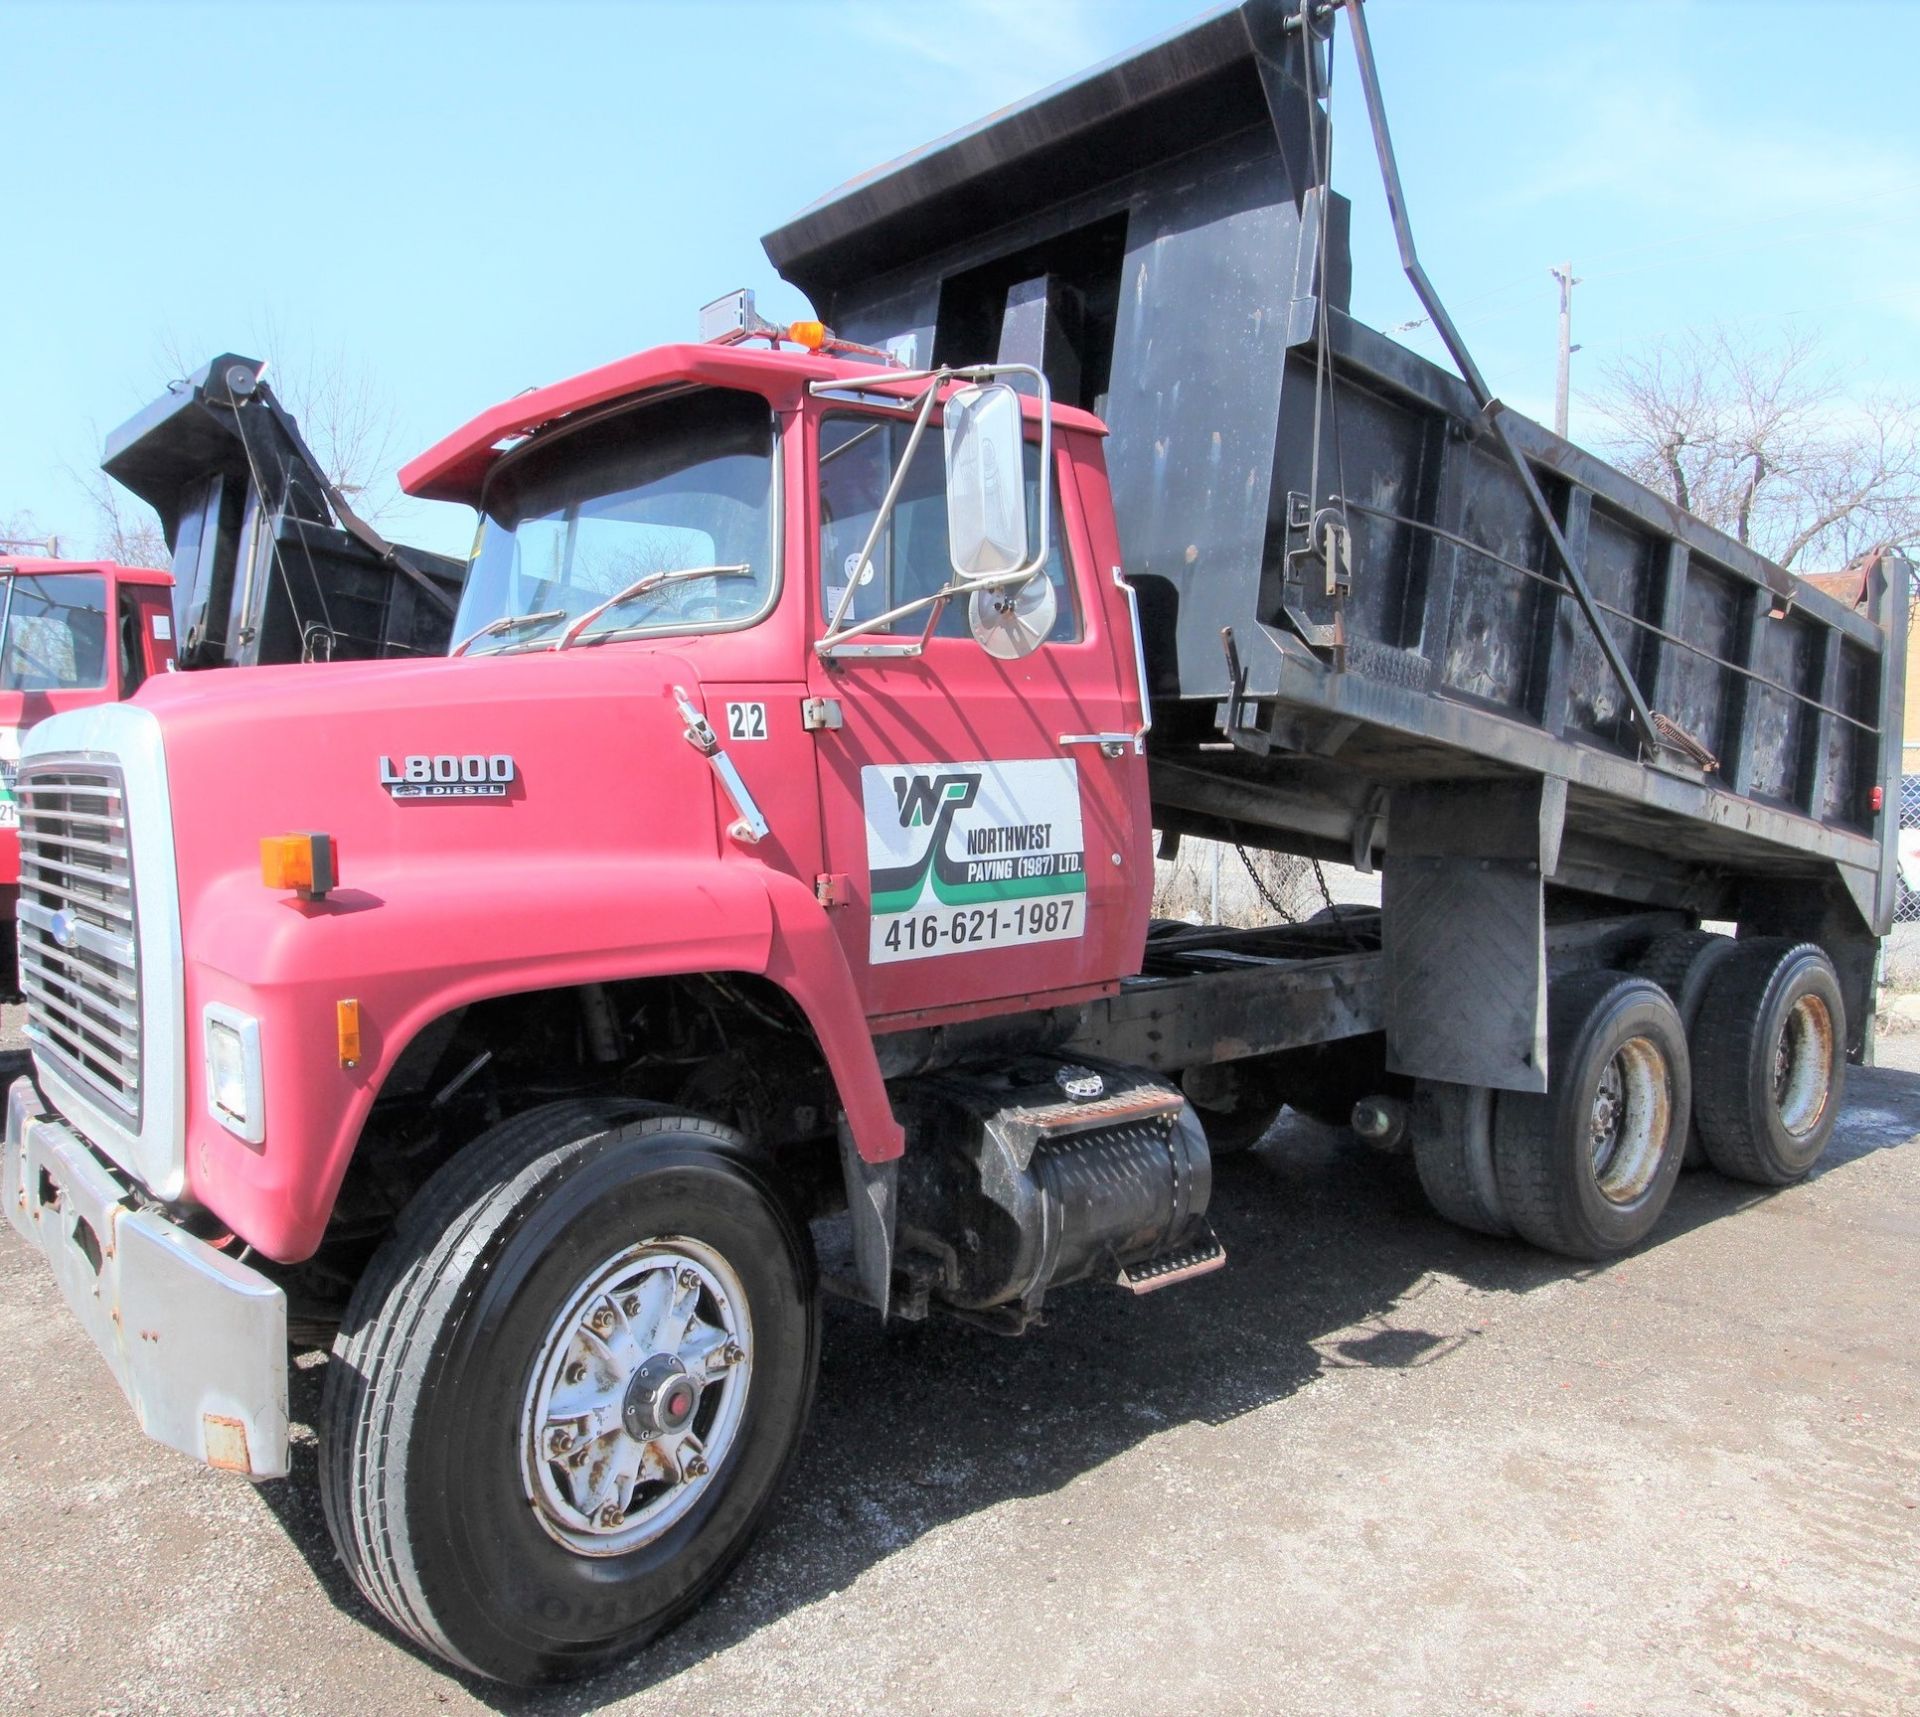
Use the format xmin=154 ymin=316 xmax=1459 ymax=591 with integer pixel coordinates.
xmin=805 ymin=409 xmax=1147 ymax=1025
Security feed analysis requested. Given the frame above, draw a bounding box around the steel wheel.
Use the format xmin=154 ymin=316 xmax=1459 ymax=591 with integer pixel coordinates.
xmin=522 ymin=1238 xmax=752 ymax=1557
xmin=1587 ymin=1037 xmax=1671 ymax=1205
xmin=1772 ymin=993 xmax=1835 ymax=1140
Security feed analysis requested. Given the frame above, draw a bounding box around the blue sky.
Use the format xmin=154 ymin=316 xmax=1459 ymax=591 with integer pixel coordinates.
xmin=4 ymin=0 xmax=1917 ymax=560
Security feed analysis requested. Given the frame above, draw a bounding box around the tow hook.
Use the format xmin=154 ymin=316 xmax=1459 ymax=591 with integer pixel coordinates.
xmin=672 ymin=686 xmax=771 ymax=845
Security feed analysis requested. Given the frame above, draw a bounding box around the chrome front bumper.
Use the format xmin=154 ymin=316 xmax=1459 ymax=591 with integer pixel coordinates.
xmin=2 ymin=1076 xmax=288 ymax=1478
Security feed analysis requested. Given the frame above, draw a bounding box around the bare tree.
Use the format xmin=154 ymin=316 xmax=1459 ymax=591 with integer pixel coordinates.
xmin=0 ymin=509 xmax=59 ymax=558
xmin=76 ymin=469 xmax=170 ymax=568
xmin=1591 ymin=325 xmax=1920 ymax=571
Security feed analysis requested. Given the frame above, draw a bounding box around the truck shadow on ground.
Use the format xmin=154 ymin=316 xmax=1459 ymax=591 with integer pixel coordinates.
xmin=256 ymin=1063 xmax=1920 ymax=1713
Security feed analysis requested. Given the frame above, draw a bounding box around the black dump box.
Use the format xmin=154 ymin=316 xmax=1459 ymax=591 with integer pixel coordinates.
xmin=766 ymin=0 xmax=1907 ymax=1078
xmin=104 ymin=354 xmax=466 ymax=669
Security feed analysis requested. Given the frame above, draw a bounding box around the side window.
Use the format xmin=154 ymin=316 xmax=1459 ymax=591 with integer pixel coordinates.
xmin=119 ymin=594 xmax=146 ymax=695
xmin=817 ymin=414 xmax=1078 ymax=642
xmin=0 ymin=574 xmax=108 ymax=691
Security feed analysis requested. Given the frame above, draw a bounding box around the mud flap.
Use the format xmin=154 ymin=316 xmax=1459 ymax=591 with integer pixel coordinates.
xmin=1383 ymin=778 xmax=1565 ymax=1094
xmin=837 ymin=1115 xmax=897 ymax=1316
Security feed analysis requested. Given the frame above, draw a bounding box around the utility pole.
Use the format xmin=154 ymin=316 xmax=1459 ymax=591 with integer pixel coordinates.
xmin=1551 ymin=262 xmax=1581 ymax=439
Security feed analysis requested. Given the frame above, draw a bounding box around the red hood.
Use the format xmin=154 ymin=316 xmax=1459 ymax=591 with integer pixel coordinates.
xmin=140 ymin=648 xmax=728 ymax=931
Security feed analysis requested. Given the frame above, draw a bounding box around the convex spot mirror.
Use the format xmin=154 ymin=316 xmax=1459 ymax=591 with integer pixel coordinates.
xmin=944 ymin=382 xmax=1028 ymax=580
xmin=968 ymin=575 xmax=1057 ymax=660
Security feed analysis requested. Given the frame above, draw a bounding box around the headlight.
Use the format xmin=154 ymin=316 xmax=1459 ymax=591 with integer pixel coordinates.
xmin=203 ymin=1004 xmax=264 ymax=1145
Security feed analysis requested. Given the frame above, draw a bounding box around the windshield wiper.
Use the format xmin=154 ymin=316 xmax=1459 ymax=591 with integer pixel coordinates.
xmin=556 ymin=564 xmax=753 ymax=649
xmin=451 ymin=607 xmax=568 ymax=657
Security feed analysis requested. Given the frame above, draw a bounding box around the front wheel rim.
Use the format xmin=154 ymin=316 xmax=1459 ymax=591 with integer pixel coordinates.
xmin=1773 ymin=993 xmax=1835 ymax=1138
xmin=1588 ymin=1036 xmax=1671 ymax=1204
xmin=520 ymin=1236 xmax=753 ymax=1558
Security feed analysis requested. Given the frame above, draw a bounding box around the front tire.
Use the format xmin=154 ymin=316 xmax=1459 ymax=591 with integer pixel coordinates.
xmin=320 ymin=1101 xmax=819 ymax=1685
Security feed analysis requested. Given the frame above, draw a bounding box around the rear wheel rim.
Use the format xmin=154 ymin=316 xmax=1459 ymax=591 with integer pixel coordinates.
xmin=1773 ymin=993 xmax=1835 ymax=1138
xmin=519 ymin=1236 xmax=753 ymax=1558
xmin=1588 ymin=1036 xmax=1671 ymax=1204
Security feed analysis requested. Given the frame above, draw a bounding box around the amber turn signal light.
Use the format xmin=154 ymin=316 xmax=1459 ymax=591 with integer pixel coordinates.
xmin=261 ymin=832 xmax=337 ymax=900
xmin=337 ymin=998 xmax=362 ymax=1068
xmin=786 ymin=320 xmax=829 ymax=351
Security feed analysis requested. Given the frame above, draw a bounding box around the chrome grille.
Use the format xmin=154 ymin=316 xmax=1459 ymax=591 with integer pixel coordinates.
xmin=16 ymin=763 xmax=141 ymax=1125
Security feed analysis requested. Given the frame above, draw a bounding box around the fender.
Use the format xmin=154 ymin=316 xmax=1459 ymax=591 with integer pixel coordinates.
xmin=757 ymin=866 xmax=905 ymax=1165
xmin=183 ymin=854 xmax=899 ymax=1259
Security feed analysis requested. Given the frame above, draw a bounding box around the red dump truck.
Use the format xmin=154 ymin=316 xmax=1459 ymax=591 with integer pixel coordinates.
xmin=0 ymin=356 xmax=468 ymax=1000
xmin=2 ymin=0 xmax=1905 ymax=1685
xmin=0 ymin=558 xmax=176 ymax=996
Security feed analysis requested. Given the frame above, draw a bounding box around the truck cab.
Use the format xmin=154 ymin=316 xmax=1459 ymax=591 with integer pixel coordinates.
xmin=0 ymin=557 xmax=174 ymax=994
xmin=409 ymin=337 xmax=1155 ymax=1028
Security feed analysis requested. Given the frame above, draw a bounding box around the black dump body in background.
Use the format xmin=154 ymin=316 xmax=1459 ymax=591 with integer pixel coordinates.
xmin=104 ymin=354 xmax=465 ymax=670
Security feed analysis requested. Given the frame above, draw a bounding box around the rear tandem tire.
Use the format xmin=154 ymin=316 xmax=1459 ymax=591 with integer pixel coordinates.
xmin=1410 ymin=1080 xmax=1510 ymax=1237
xmin=1625 ymin=930 xmax=1736 ymax=1170
xmin=319 ymin=1099 xmax=820 ymax=1686
xmin=1493 ymin=971 xmax=1690 ymax=1260
xmin=1691 ymin=940 xmax=1845 ymax=1186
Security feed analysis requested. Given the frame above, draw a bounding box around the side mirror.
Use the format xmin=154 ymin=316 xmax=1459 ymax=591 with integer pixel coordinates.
xmin=944 ymin=382 xmax=1029 ymax=579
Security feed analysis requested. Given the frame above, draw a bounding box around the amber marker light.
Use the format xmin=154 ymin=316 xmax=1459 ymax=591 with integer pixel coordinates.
xmin=337 ymin=999 xmax=363 ymax=1069
xmin=261 ymin=832 xmax=337 ymax=900
xmin=787 ymin=320 xmax=829 ymax=351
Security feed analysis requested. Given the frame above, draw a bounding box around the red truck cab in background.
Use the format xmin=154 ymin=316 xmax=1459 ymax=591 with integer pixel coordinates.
xmin=0 ymin=559 xmax=174 ymax=995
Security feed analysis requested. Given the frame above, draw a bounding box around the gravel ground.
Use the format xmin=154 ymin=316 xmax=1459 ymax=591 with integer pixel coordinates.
xmin=1 ymin=1004 xmax=1917 ymax=1717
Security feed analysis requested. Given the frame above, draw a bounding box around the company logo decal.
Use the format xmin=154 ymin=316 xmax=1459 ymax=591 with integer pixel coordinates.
xmin=862 ymin=758 xmax=1085 ymax=963
xmin=379 ymin=754 xmax=516 ymax=801
xmin=0 ymin=725 xmax=18 ymax=830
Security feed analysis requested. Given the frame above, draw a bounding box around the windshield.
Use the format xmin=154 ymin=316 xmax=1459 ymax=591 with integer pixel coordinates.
xmin=455 ymin=388 xmax=778 ymax=655
xmin=0 ymin=573 xmax=109 ymax=692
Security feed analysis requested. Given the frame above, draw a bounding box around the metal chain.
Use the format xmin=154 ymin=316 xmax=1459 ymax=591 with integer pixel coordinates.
xmin=1235 ymin=842 xmax=1297 ymax=923
xmin=1311 ymin=856 xmax=1365 ymax=947
xmin=1237 ymin=841 xmax=1368 ymax=949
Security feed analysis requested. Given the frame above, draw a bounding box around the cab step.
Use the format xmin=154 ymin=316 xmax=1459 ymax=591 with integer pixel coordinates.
xmin=1117 ymin=1223 xmax=1226 ymax=1294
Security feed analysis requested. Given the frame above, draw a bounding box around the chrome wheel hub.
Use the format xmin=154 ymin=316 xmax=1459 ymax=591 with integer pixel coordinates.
xmin=520 ymin=1238 xmax=751 ymax=1557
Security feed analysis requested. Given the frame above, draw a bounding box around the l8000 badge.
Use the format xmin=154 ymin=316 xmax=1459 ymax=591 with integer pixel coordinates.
xmin=380 ymin=754 xmax=517 ymax=800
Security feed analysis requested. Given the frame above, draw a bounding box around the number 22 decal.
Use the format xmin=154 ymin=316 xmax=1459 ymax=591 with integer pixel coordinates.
xmin=725 ymin=702 xmax=767 ymax=741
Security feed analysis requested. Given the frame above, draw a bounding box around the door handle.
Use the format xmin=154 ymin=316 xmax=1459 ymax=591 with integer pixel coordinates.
xmin=1058 ymin=732 xmax=1138 ymax=758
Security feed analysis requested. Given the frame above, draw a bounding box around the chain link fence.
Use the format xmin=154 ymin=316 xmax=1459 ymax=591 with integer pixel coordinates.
xmin=1897 ymin=775 xmax=1920 ymax=924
